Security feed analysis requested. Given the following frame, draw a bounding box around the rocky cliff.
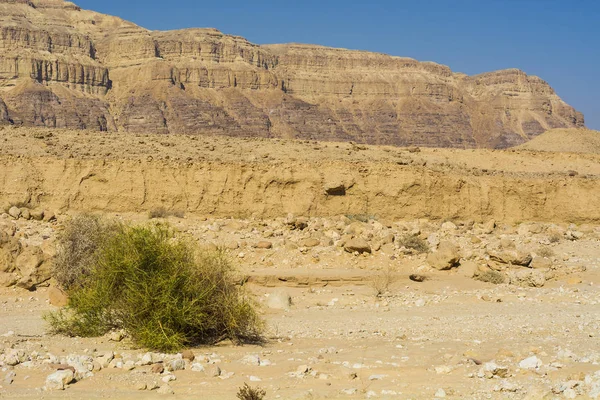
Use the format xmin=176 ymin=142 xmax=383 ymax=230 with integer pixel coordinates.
xmin=0 ymin=0 xmax=585 ymax=148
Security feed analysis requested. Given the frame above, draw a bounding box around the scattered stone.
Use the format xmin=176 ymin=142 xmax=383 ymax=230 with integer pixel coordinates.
xmin=254 ymin=241 xmax=273 ymax=249
xmin=8 ymin=206 xmax=21 ymax=219
xmin=45 ymin=370 xmax=74 ymax=390
xmin=157 ymin=384 xmax=174 ymax=394
xmin=344 ymin=238 xmax=371 ymax=254
xmin=167 ymin=359 xmax=185 ymax=372
xmin=298 ymin=238 xmax=320 ymax=248
xmin=519 ymin=356 xmax=542 ymax=370
xmin=151 ymin=363 xmax=165 ymax=374
xmin=181 ymin=350 xmax=195 ymax=362
xmin=409 ymin=274 xmax=427 ymax=282
xmin=191 ymin=363 xmax=205 ymax=372
xmin=435 ymin=388 xmax=447 ymax=398
xmin=267 ymin=289 xmax=292 ymax=310
xmin=427 ymin=241 xmax=460 ymax=270
xmin=109 ymin=330 xmax=125 ymax=342
xmin=49 ymin=286 xmax=69 ymax=307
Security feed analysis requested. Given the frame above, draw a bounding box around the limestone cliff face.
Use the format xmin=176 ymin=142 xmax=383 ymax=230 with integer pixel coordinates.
xmin=0 ymin=0 xmax=585 ymax=147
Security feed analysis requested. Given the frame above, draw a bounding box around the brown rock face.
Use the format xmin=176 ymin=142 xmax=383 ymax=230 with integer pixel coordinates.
xmin=0 ymin=0 xmax=585 ymax=148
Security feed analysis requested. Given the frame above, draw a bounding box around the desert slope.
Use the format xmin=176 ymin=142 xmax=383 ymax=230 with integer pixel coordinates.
xmin=0 ymin=0 xmax=585 ymax=148
xmin=517 ymin=128 xmax=600 ymax=154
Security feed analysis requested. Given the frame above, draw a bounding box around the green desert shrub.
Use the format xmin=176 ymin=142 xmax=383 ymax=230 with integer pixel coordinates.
xmin=46 ymin=221 xmax=262 ymax=352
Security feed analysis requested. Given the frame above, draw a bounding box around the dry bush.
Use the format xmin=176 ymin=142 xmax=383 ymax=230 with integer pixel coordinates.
xmin=548 ymin=232 xmax=563 ymax=244
xmin=475 ymin=270 xmax=506 ymax=285
xmin=398 ymin=233 xmax=429 ymax=253
xmin=371 ymin=266 xmax=397 ymax=297
xmin=148 ymin=207 xmax=185 ymax=219
xmin=237 ymin=383 xmax=266 ymax=400
xmin=46 ymin=221 xmax=263 ymax=352
xmin=537 ymin=246 xmax=555 ymax=258
xmin=53 ymin=214 xmax=120 ymax=290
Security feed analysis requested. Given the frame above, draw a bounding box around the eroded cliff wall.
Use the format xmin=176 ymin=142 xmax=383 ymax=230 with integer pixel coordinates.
xmin=0 ymin=0 xmax=585 ymax=148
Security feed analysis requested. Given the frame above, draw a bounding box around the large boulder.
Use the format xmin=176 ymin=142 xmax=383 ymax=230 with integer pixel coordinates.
xmin=426 ymin=241 xmax=460 ymax=270
xmin=15 ymin=246 xmax=52 ymax=290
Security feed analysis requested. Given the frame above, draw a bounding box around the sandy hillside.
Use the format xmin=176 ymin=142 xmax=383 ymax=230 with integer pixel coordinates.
xmin=517 ymin=128 xmax=600 ymax=154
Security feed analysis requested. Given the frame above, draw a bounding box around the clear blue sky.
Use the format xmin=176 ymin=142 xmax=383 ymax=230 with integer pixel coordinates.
xmin=77 ymin=0 xmax=599 ymax=130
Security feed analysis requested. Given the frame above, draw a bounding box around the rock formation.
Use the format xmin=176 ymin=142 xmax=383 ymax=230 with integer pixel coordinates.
xmin=0 ymin=0 xmax=585 ymax=148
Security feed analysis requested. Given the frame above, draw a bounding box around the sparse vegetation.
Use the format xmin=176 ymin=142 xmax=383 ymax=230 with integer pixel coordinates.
xmin=548 ymin=232 xmax=563 ymax=244
xmin=345 ymin=214 xmax=377 ymax=223
xmin=52 ymin=214 xmax=120 ymax=291
xmin=371 ymin=266 xmax=397 ymax=297
xmin=398 ymin=233 xmax=429 ymax=253
xmin=475 ymin=270 xmax=506 ymax=285
xmin=148 ymin=207 xmax=185 ymax=219
xmin=537 ymin=246 xmax=555 ymax=258
xmin=237 ymin=383 xmax=266 ymax=400
xmin=46 ymin=219 xmax=263 ymax=352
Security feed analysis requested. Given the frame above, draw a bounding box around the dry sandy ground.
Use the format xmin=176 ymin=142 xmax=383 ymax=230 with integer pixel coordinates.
xmin=1 ymin=213 xmax=600 ymax=400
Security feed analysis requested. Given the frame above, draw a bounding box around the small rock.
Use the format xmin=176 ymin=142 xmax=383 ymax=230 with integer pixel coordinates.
xmin=136 ymin=382 xmax=147 ymax=390
xmin=190 ymin=363 xmax=205 ymax=372
xmin=167 ymin=359 xmax=185 ymax=372
xmin=426 ymin=241 xmax=460 ymax=270
xmin=435 ymin=388 xmax=446 ymax=398
xmin=181 ymin=349 xmax=195 ymax=362
xmin=4 ymin=371 xmax=16 ymax=385
xmin=208 ymin=365 xmax=221 ymax=377
xmin=8 ymin=206 xmax=21 ymax=219
xmin=344 ymin=238 xmax=371 ymax=254
xmin=151 ymin=363 xmax=164 ymax=374
xmin=254 ymin=241 xmax=273 ymax=249
xmin=519 ymin=356 xmax=542 ymax=370
xmin=157 ymin=384 xmax=174 ymax=395
xmin=48 ymin=286 xmax=69 ymax=307
xmin=45 ymin=370 xmax=74 ymax=390
xmin=409 ymin=274 xmax=426 ymax=282
xmin=267 ymin=289 xmax=292 ymax=310
xmin=109 ymin=330 xmax=125 ymax=342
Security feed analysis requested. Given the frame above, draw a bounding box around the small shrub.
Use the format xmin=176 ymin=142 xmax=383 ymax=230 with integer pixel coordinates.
xmin=149 ymin=207 xmax=185 ymax=219
xmin=537 ymin=246 xmax=554 ymax=258
xmin=548 ymin=232 xmax=562 ymax=244
xmin=345 ymin=214 xmax=376 ymax=223
xmin=370 ymin=266 xmax=397 ymax=297
xmin=475 ymin=270 xmax=506 ymax=285
xmin=237 ymin=383 xmax=266 ymax=400
xmin=46 ymin=221 xmax=263 ymax=352
xmin=53 ymin=214 xmax=120 ymax=290
xmin=398 ymin=234 xmax=429 ymax=253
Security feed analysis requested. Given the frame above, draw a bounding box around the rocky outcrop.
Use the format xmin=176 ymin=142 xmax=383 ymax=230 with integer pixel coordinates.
xmin=0 ymin=0 xmax=585 ymax=148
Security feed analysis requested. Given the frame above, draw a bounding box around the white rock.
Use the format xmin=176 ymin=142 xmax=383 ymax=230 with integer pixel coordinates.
xmin=191 ymin=363 xmax=205 ymax=372
xmin=161 ymin=374 xmax=176 ymax=383
xmin=519 ymin=356 xmax=542 ymax=370
xmin=435 ymin=388 xmax=446 ymax=398
xmin=45 ymin=370 xmax=74 ymax=390
xmin=249 ymin=376 xmax=261 ymax=382
xmin=167 ymin=359 xmax=185 ymax=372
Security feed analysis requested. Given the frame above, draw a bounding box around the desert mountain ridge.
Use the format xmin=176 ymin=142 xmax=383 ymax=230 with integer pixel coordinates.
xmin=0 ymin=0 xmax=586 ymax=148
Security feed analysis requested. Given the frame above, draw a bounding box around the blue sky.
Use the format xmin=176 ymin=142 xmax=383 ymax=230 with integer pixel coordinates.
xmin=77 ymin=0 xmax=599 ymax=130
